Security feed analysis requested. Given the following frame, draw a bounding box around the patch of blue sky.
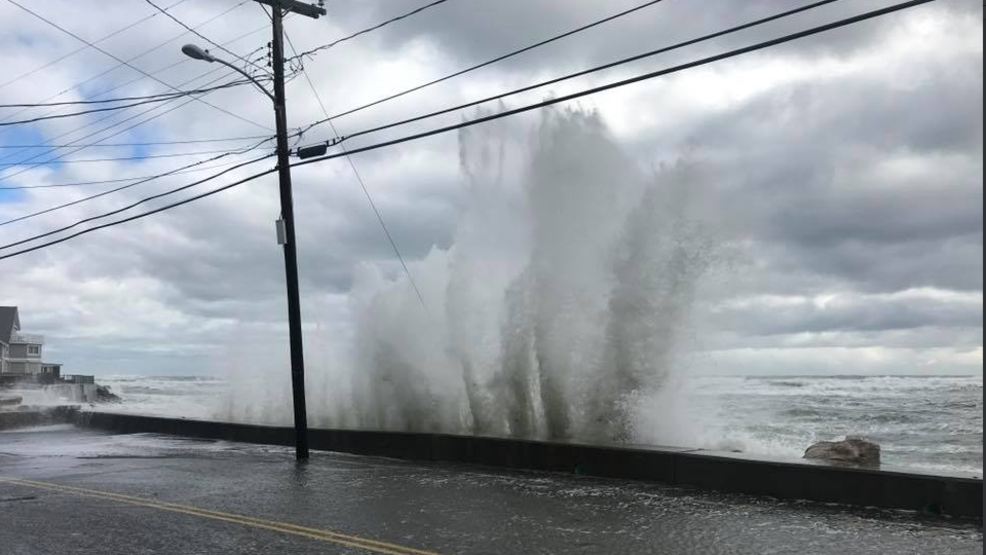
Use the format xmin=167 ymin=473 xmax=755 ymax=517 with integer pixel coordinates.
xmin=0 ymin=124 xmax=46 ymax=151
xmin=0 ymin=67 xmax=195 ymax=202
xmin=2 ymin=107 xmax=161 ymax=168
xmin=75 ymin=66 xmax=137 ymax=103
xmin=0 ymin=130 xmax=69 ymax=172
xmin=126 ymin=127 xmax=168 ymax=160
xmin=0 ymin=126 xmax=46 ymax=202
xmin=0 ymin=188 xmax=24 ymax=203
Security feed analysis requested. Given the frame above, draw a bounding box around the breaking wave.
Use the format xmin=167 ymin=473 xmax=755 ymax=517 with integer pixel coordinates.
xmin=220 ymin=107 xmax=717 ymax=445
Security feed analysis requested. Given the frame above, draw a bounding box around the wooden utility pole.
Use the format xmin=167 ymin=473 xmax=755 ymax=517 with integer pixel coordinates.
xmin=255 ymin=0 xmax=326 ymax=461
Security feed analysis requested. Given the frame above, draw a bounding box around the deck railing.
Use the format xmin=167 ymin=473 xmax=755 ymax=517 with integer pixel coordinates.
xmin=61 ymin=375 xmax=95 ymax=385
xmin=9 ymin=333 xmax=44 ymax=345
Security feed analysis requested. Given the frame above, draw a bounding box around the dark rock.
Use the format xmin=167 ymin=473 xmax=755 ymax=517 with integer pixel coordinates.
xmin=95 ymin=385 xmax=122 ymax=404
xmin=0 ymin=395 xmax=22 ymax=407
xmin=804 ymin=437 xmax=881 ymax=466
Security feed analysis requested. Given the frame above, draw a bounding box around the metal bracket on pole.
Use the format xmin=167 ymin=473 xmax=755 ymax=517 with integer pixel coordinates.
xmin=275 ymin=218 xmax=288 ymax=245
xmin=296 ymin=143 xmax=329 ymax=160
xmin=253 ymin=0 xmax=326 ymax=19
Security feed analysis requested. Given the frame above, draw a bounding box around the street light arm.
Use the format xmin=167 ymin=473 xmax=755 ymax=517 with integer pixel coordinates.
xmin=182 ymin=43 xmax=275 ymax=104
xmin=213 ymin=57 xmax=276 ymax=104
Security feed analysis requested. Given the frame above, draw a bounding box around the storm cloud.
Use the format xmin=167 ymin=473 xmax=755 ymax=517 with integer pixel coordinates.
xmin=0 ymin=0 xmax=980 ymax=378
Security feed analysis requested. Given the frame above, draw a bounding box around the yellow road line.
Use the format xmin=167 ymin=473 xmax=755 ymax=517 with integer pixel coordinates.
xmin=0 ymin=477 xmax=446 ymax=555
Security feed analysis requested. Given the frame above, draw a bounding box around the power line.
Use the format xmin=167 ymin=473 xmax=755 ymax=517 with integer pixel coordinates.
xmin=0 ymin=15 xmax=284 ymax=175
xmin=143 ymin=0 xmax=271 ymax=77
xmin=0 ymin=0 xmax=940 ymax=262
xmin=0 ymin=48 xmax=270 ymax=169
xmin=0 ymin=95 xmax=191 ymax=128
xmin=292 ymin=0 xmax=941 ymax=167
xmin=4 ymin=0 xmax=271 ymax=132
xmin=0 ymin=69 xmax=260 ymax=183
xmin=0 ymin=78 xmax=269 ymax=128
xmin=290 ymin=0 xmax=455 ymax=61
xmin=0 ymin=0 xmax=253 ymax=131
xmin=0 ymin=155 xmax=273 ymax=190
xmin=0 ymin=78 xmax=267 ymax=109
xmin=0 ymin=138 xmax=273 ymax=228
xmin=0 ymin=0 xmax=189 ymax=92
xmin=303 ymin=0 xmax=844 ymax=151
xmin=293 ymin=0 xmax=942 ymax=170
xmin=0 ymin=135 xmax=273 ymax=150
xmin=0 ymin=166 xmax=279 ymax=261
xmin=0 ymin=154 xmax=274 ymax=251
xmin=0 ymin=147 xmax=267 ymax=168
xmin=283 ymin=27 xmax=430 ymax=313
xmin=296 ymin=0 xmax=670 ymax=136
xmin=0 ymin=50 xmax=293 ymax=180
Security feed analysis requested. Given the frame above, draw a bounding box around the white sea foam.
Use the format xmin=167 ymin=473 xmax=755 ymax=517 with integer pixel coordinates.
xmin=210 ymin=107 xmax=719 ymax=443
xmin=88 ymin=373 xmax=983 ymax=474
xmin=92 ymin=375 xmax=225 ymax=420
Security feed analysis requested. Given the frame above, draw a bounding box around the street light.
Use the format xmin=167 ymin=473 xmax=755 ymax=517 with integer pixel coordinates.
xmin=182 ymin=40 xmax=310 ymax=461
xmin=181 ymin=44 xmax=275 ymax=103
xmin=180 ymin=44 xmax=215 ymax=63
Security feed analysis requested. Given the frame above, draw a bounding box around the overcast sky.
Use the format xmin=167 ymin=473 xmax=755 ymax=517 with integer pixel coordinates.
xmin=0 ymin=0 xmax=981 ymax=378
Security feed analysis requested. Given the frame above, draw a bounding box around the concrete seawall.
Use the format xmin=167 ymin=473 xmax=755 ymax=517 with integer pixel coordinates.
xmin=45 ymin=384 xmax=99 ymax=403
xmin=75 ymin=411 xmax=983 ymax=519
xmin=0 ymin=407 xmax=78 ymax=431
xmin=0 ymin=411 xmax=50 ymax=431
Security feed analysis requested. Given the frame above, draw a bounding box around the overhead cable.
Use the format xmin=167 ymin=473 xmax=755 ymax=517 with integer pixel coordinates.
xmin=0 ymin=81 xmax=236 ymax=181
xmin=4 ymin=0 xmax=271 ymax=131
xmin=0 ymin=155 xmax=274 ymax=190
xmin=302 ymin=0 xmax=844 ymax=150
xmin=0 ymin=167 xmax=279 ymax=261
xmin=0 ymin=78 xmax=270 ymax=109
xmin=0 ymin=49 xmax=270 ymax=169
xmin=0 ymin=0 xmax=940 ymax=261
xmin=283 ymin=28 xmax=430 ymax=313
xmin=0 ymin=154 xmax=274 ymax=251
xmin=0 ymin=135 xmax=273 ymax=151
xmin=143 ymin=0 xmax=271 ymax=77
xmin=0 ymin=0 xmax=189 ymax=92
xmin=294 ymin=0 xmax=938 ymax=171
xmin=0 ymin=78 xmax=271 ymax=128
xmin=289 ymin=0 xmax=456 ymax=61
xmin=0 ymin=66 xmax=270 ymax=182
xmin=0 ymin=147 xmax=267 ymax=168
xmin=0 ymin=0 xmax=253 ymax=129
xmin=296 ymin=0 xmax=671 ymax=135
xmin=0 ymin=137 xmax=274 ymax=228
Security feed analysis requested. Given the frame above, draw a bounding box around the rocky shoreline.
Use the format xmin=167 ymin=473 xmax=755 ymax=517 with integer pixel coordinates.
xmin=0 ymin=380 xmax=122 ymax=431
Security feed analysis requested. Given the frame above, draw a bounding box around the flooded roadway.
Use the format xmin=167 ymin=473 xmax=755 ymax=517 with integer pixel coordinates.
xmin=0 ymin=426 xmax=981 ymax=554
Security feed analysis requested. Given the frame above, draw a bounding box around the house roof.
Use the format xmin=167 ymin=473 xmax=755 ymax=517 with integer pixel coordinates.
xmin=0 ymin=307 xmax=20 ymax=345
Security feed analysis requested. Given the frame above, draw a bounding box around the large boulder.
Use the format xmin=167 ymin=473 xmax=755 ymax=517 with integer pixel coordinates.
xmin=95 ymin=385 xmax=122 ymax=404
xmin=804 ymin=437 xmax=881 ymax=467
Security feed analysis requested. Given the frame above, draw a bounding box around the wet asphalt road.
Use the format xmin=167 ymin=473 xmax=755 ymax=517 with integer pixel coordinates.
xmin=0 ymin=425 xmax=981 ymax=555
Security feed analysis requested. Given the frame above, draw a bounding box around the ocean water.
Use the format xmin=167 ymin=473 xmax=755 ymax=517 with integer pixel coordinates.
xmin=89 ymin=374 xmax=982 ymax=477
xmin=95 ymin=375 xmax=227 ymax=420
xmin=682 ymin=375 xmax=983 ymax=477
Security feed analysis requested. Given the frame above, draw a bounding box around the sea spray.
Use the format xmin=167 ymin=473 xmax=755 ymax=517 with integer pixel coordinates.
xmin=587 ymin=161 xmax=717 ymax=442
xmin=97 ymin=375 xmax=984 ymax=474
xmin=221 ymin=107 xmax=717 ymax=445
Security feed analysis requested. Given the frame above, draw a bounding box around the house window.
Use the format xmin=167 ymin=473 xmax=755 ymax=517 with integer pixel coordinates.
xmin=28 ymin=346 xmax=40 ymax=355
